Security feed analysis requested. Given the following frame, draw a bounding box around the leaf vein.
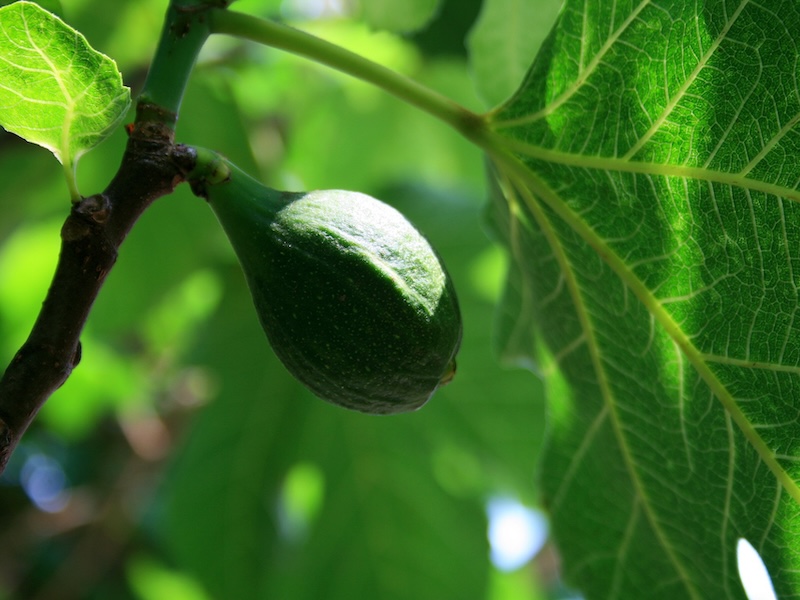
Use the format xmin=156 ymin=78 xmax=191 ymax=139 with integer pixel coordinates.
xmin=491 ymin=0 xmax=652 ymax=128
xmin=491 ymin=136 xmax=800 ymax=203
xmin=507 ymin=166 xmax=703 ymax=599
xmin=625 ymin=0 xmax=752 ymax=160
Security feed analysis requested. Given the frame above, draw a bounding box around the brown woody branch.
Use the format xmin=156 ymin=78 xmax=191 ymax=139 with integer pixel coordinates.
xmin=0 ymin=102 xmax=196 ymax=474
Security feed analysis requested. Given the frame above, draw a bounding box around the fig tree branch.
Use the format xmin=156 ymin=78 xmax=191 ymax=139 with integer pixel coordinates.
xmin=0 ymin=105 xmax=196 ymax=475
xmin=0 ymin=0 xmax=225 ymax=475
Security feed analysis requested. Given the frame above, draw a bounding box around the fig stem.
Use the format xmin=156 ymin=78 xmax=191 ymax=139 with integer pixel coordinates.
xmin=209 ymin=10 xmax=488 ymax=142
xmin=64 ymin=158 xmax=81 ymax=203
xmin=138 ymin=1 xmax=218 ymax=125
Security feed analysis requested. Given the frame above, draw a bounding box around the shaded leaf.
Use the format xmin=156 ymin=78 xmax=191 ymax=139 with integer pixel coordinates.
xmin=0 ymin=0 xmax=62 ymax=15
xmin=483 ymin=1 xmax=800 ymax=598
xmin=467 ymin=0 xmax=562 ymax=108
xmin=410 ymin=0 xmax=483 ymax=59
xmin=352 ymin=0 xmax=441 ymax=34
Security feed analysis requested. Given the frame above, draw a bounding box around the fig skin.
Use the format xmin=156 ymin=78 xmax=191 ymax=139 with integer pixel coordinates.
xmin=198 ymin=158 xmax=462 ymax=415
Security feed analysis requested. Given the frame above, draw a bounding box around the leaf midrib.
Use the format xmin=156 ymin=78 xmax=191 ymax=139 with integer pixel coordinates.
xmin=21 ymin=6 xmax=77 ymax=164
xmin=489 ymin=137 xmax=800 ymax=204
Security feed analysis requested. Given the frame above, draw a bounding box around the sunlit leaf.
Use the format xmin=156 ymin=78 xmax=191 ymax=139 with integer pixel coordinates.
xmin=485 ymin=1 xmax=800 ymax=598
xmin=0 ymin=1 xmax=130 ymax=199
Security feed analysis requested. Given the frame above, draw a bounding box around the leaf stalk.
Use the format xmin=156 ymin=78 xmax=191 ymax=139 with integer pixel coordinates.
xmin=138 ymin=1 xmax=218 ymax=125
xmin=209 ymin=10 xmax=487 ymax=141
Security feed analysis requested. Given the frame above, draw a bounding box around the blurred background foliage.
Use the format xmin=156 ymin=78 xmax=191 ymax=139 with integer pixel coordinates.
xmin=0 ymin=0 xmax=572 ymax=598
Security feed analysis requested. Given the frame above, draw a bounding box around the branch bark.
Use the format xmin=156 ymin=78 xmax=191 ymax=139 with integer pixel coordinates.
xmin=0 ymin=103 xmax=196 ymax=474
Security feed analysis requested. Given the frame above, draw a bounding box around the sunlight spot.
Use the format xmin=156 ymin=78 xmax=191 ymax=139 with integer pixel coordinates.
xmin=127 ymin=555 xmax=211 ymax=600
xmin=281 ymin=0 xmax=348 ymax=19
xmin=487 ymin=497 xmax=548 ymax=571
xmin=468 ymin=245 xmax=507 ymax=303
xmin=737 ymin=538 xmax=777 ymax=600
xmin=278 ymin=462 xmax=325 ymax=541
xmin=21 ymin=454 xmax=70 ymax=513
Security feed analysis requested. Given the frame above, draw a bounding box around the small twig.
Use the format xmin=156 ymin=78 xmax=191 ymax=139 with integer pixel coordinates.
xmin=0 ymin=103 xmax=197 ymax=475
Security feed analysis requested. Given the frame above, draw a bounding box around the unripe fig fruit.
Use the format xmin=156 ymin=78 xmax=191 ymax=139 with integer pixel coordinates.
xmin=190 ymin=154 xmax=461 ymax=415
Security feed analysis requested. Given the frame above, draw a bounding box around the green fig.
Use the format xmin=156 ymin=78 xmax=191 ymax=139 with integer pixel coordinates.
xmin=190 ymin=153 xmax=461 ymax=415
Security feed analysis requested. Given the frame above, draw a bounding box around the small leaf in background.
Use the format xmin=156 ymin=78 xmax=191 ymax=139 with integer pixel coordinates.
xmin=0 ymin=1 xmax=130 ymax=200
xmin=467 ymin=0 xmax=562 ymax=108
xmin=351 ymin=0 xmax=441 ymax=33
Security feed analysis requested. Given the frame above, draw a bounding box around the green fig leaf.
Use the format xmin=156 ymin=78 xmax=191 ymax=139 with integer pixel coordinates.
xmin=482 ymin=0 xmax=800 ymax=598
xmin=466 ymin=0 xmax=561 ymax=108
xmin=354 ymin=0 xmax=441 ymax=33
xmin=0 ymin=1 xmax=130 ymax=200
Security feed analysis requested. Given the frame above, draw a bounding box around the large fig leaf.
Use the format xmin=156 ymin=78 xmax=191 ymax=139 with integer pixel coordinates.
xmin=483 ymin=1 xmax=800 ymax=598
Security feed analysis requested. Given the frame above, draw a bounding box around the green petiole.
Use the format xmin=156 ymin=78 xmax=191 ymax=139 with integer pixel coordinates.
xmin=208 ymin=10 xmax=487 ymax=142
